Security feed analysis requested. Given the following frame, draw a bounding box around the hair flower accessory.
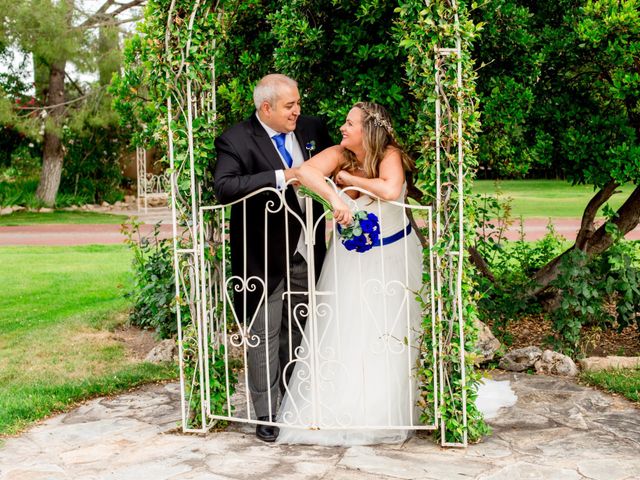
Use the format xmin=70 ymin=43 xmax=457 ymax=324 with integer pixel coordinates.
xmin=372 ymin=116 xmax=393 ymax=133
xmin=359 ymin=105 xmax=394 ymax=133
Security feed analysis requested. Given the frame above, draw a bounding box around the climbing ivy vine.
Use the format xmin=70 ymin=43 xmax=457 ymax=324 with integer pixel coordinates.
xmin=114 ymin=0 xmax=487 ymax=443
xmin=395 ymin=0 xmax=489 ymax=444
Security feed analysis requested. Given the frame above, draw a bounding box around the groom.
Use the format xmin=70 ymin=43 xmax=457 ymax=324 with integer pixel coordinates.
xmin=213 ymin=74 xmax=331 ymax=442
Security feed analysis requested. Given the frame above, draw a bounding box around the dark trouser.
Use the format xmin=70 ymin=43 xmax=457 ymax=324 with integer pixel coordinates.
xmin=247 ymin=253 xmax=308 ymax=418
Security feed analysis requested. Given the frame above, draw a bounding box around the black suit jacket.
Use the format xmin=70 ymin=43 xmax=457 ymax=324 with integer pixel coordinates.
xmin=213 ymin=114 xmax=332 ymax=319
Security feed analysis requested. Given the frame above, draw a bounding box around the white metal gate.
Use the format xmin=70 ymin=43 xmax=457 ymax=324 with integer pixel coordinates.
xmin=192 ymin=182 xmax=437 ymax=435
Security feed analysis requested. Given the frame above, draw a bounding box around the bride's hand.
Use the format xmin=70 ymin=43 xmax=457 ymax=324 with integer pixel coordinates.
xmin=331 ymin=198 xmax=352 ymax=226
xmin=335 ymin=170 xmax=354 ymax=186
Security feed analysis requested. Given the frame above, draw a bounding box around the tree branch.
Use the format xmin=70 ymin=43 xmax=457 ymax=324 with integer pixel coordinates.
xmin=93 ymin=0 xmax=117 ymax=17
xmin=587 ymin=185 xmax=640 ymax=256
xmin=574 ymin=180 xmax=619 ymax=250
xmin=78 ymin=0 xmax=145 ymax=29
xmin=106 ymin=0 xmax=146 ymax=19
xmin=528 ymin=183 xmax=640 ymax=298
xmin=82 ymin=16 xmax=143 ymax=29
xmin=18 ymin=87 xmax=105 ymax=111
xmin=65 ymin=71 xmax=85 ymax=97
xmin=468 ymin=246 xmax=495 ymax=283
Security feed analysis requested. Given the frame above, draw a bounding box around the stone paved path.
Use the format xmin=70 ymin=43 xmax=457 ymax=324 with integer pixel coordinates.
xmin=1 ymin=373 xmax=638 ymax=479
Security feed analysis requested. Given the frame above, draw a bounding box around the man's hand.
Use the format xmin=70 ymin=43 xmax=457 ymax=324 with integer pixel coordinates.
xmin=284 ymin=167 xmax=300 ymax=186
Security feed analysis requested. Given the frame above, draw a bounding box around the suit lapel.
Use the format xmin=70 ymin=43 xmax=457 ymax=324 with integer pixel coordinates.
xmin=249 ymin=113 xmax=287 ymax=171
xmin=293 ymin=120 xmax=311 ymax=160
xmin=250 ymin=113 xmax=303 ymax=216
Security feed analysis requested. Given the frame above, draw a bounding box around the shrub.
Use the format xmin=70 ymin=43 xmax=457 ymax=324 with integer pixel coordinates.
xmin=549 ymin=238 xmax=640 ymax=355
xmin=474 ymin=208 xmax=566 ymax=343
xmin=0 ymin=178 xmax=94 ymax=209
xmin=122 ymin=217 xmax=239 ymax=427
xmin=59 ymin=126 xmax=126 ymax=205
xmin=181 ymin=324 xmax=237 ymax=428
xmin=0 ymin=143 xmax=41 ymax=180
xmin=122 ymin=219 xmax=176 ymax=339
xmin=475 ymin=220 xmax=640 ymax=355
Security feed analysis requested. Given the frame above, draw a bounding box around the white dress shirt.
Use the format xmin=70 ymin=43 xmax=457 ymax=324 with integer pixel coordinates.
xmin=256 ymin=112 xmax=307 ymax=260
xmin=255 ymin=113 xmax=304 ymax=190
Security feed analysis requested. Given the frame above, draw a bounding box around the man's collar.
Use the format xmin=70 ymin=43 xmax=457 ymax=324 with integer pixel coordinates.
xmin=255 ymin=111 xmax=293 ymax=138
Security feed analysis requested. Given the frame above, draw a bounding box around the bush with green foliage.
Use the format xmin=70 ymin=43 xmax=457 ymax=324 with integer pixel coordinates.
xmin=1 ymin=92 xmax=128 ymax=207
xmin=548 ymin=238 xmax=640 ymax=355
xmin=121 ymin=217 xmax=238 ymax=421
xmin=123 ymin=219 xmax=176 ymax=339
xmin=181 ymin=325 xmax=237 ymax=426
xmin=0 ymin=122 xmax=126 ymax=207
xmin=0 ymin=125 xmax=39 ymax=170
xmin=476 ymin=217 xmax=640 ymax=354
xmin=475 ymin=218 xmax=565 ymax=341
xmin=0 ymin=178 xmax=99 ymax=209
xmin=59 ymin=126 xmax=126 ymax=205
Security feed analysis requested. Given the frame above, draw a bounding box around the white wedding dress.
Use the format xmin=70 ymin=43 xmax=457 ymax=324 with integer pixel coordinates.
xmin=277 ymin=185 xmax=424 ymax=445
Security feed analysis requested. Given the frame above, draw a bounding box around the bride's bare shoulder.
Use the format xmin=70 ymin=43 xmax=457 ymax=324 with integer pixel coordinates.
xmin=320 ymin=145 xmax=345 ymax=157
xmin=304 ymin=145 xmax=344 ymax=174
xmin=383 ymin=145 xmax=402 ymax=159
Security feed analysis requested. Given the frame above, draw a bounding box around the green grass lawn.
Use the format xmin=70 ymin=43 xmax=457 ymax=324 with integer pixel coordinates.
xmin=473 ymin=180 xmax=635 ymax=218
xmin=0 ymin=210 xmax=128 ymax=226
xmin=0 ymin=245 xmax=176 ymax=436
xmin=580 ymin=368 xmax=640 ymax=403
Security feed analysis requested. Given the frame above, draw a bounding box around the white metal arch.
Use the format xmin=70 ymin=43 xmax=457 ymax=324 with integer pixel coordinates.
xmin=165 ymin=1 xmax=470 ymax=447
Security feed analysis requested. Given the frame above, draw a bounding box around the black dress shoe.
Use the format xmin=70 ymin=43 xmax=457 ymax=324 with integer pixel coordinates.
xmin=256 ymin=415 xmax=279 ymax=442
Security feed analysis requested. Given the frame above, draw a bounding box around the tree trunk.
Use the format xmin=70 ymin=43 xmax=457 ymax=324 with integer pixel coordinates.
xmin=586 ymin=184 xmax=640 ymax=256
xmin=528 ymin=183 xmax=640 ymax=299
xmin=574 ymin=180 xmax=619 ymax=251
xmin=35 ymin=62 xmax=66 ymax=206
xmin=33 ymin=55 xmax=50 ymax=100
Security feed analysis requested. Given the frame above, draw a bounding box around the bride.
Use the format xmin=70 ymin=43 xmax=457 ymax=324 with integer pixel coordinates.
xmin=276 ymin=102 xmax=424 ymax=445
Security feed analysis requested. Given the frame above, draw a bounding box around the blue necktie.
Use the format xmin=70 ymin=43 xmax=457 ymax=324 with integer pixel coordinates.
xmin=272 ymin=133 xmax=293 ymax=168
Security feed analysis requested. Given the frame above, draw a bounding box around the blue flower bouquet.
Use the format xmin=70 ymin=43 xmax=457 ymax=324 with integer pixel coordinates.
xmin=299 ymin=186 xmax=380 ymax=253
xmin=337 ymin=211 xmax=380 ymax=253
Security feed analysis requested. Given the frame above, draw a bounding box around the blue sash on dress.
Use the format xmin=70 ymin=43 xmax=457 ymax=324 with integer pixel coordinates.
xmin=337 ymin=222 xmax=412 ymax=248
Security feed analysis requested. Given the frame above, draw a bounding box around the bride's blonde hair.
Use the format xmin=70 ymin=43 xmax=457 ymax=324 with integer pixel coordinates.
xmin=340 ymin=102 xmax=414 ymax=178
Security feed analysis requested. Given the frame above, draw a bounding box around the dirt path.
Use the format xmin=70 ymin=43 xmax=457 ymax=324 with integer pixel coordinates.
xmin=0 ymin=208 xmax=173 ymax=246
xmin=0 ymin=223 xmax=174 ymax=246
xmin=497 ymin=218 xmax=640 ymax=241
xmin=0 ymin=213 xmax=638 ymax=246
